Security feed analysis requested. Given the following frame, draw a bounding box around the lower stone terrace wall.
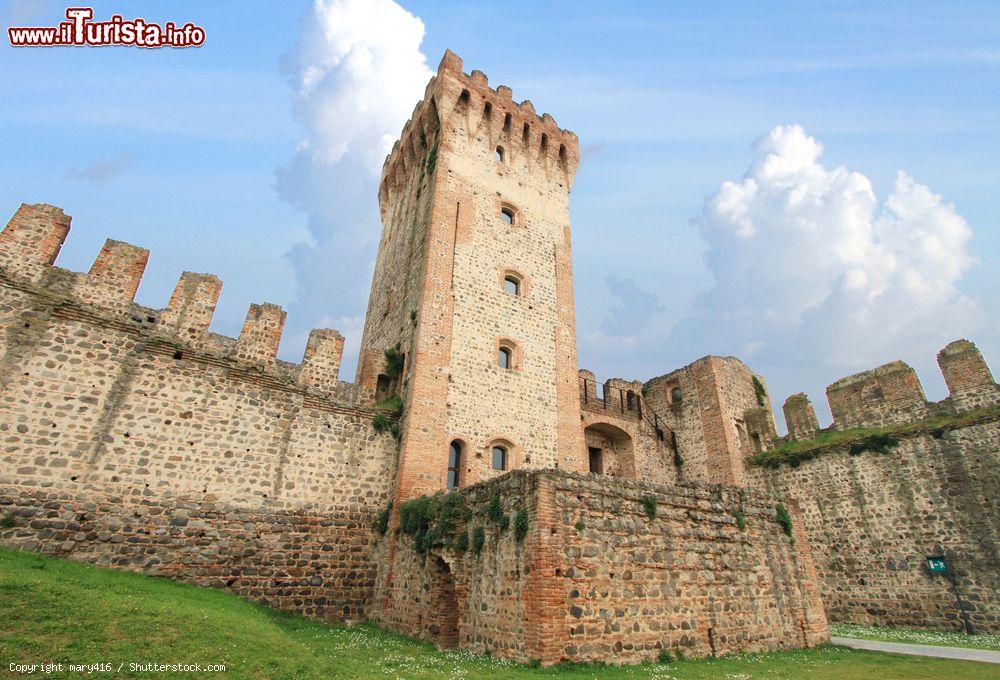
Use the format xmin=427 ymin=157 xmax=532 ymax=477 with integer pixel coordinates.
xmin=747 ymin=418 xmax=1000 ymax=634
xmin=0 ymin=273 xmax=399 ymax=622
xmin=0 ymin=487 xmax=379 ymax=620
xmin=378 ymin=470 xmax=829 ymax=665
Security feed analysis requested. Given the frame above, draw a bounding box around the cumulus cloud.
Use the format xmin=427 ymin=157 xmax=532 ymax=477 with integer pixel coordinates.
xmin=670 ymin=124 xmax=989 ymax=424
xmin=275 ymin=0 xmax=433 ymax=375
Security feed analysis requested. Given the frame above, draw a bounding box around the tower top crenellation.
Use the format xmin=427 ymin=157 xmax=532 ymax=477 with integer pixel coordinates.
xmin=379 ymin=50 xmax=581 ymax=198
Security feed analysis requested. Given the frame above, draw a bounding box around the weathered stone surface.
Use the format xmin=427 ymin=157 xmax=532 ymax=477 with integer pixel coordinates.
xmin=1 ymin=48 xmax=994 ymax=667
xmin=378 ymin=470 xmax=828 ymax=665
xmin=749 ymin=420 xmax=1000 ymax=634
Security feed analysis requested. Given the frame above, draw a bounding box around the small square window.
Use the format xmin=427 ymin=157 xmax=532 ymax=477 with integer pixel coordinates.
xmin=500 ymin=206 xmax=515 ymax=225
xmin=504 ymin=276 xmax=520 ymax=296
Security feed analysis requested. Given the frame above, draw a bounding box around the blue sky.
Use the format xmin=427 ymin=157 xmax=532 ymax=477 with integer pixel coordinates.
xmin=2 ymin=0 xmax=997 ymax=429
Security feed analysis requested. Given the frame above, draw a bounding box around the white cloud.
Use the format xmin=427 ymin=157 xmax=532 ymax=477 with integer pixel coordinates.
xmin=670 ymin=124 xmax=991 ymax=425
xmin=286 ymin=0 xmax=433 ymax=172
xmin=275 ymin=0 xmax=433 ymax=376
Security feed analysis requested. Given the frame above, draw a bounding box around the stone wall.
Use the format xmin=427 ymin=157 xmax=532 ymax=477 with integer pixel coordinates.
xmin=0 ymin=203 xmax=398 ymax=621
xmin=748 ymin=419 xmax=999 ymax=633
xmin=0 ymin=488 xmax=378 ymax=620
xmin=578 ymin=370 xmax=677 ymax=486
xmin=644 ymin=356 xmax=775 ymax=487
xmin=379 ymin=470 xmax=829 ymax=665
xmin=749 ymin=342 xmax=1000 ymax=633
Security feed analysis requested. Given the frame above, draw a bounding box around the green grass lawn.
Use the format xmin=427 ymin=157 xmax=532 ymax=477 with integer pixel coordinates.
xmin=1 ymin=547 xmax=997 ymax=679
xmin=831 ymin=622 xmax=1000 ymax=651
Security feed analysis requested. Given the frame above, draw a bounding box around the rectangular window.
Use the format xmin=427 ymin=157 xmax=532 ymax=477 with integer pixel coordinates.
xmin=492 ymin=446 xmax=506 ymax=470
xmin=447 ymin=443 xmax=461 ymax=489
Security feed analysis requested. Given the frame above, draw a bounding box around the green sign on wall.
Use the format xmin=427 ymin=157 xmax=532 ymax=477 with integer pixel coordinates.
xmin=926 ymin=556 xmax=948 ymax=573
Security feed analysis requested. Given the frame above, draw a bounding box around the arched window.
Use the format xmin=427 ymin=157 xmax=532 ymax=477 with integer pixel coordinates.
xmin=495 ymin=146 xmax=505 ymax=162
xmin=447 ymin=441 xmax=462 ymax=489
xmin=671 ymin=387 xmax=683 ymax=403
xmin=492 ymin=445 xmax=507 ymax=471
xmin=498 ymin=346 xmax=512 ymax=369
xmin=500 ymin=205 xmax=516 ymax=226
xmin=503 ymin=273 xmax=521 ymax=296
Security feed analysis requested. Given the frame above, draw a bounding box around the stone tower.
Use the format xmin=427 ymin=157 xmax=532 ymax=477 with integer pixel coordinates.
xmin=357 ymin=50 xmax=586 ymax=505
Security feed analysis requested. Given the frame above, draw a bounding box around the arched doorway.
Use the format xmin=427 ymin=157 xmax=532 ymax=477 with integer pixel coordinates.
xmin=428 ymin=557 xmax=459 ymax=649
xmin=583 ymin=422 xmax=636 ymax=479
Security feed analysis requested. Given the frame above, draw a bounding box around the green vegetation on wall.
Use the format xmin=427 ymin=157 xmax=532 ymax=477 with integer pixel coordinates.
xmin=487 ymin=496 xmax=509 ymax=531
xmin=398 ymin=492 xmax=469 ymax=554
xmin=383 ymin=344 xmax=405 ymax=378
xmin=774 ymin=504 xmax=793 ymax=537
xmin=425 ymin=137 xmax=439 ymax=175
xmin=371 ymin=413 xmax=400 ymax=440
xmin=513 ymin=509 xmax=529 ymax=542
xmin=372 ymin=504 xmax=392 ymax=536
xmin=639 ymin=494 xmax=658 ymax=520
xmin=374 ymin=395 xmax=403 ymax=414
xmin=388 ymin=489 xmax=529 ymax=556
xmin=751 ymin=404 xmax=1000 ymax=469
xmin=732 ymin=508 xmax=746 ymax=531
xmin=471 ymin=526 xmax=485 ymax=554
xmin=752 ymin=375 xmax=767 ymax=407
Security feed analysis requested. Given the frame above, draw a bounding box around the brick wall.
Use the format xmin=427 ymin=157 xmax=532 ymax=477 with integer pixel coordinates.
xmin=825 ymin=360 xmax=929 ymax=429
xmin=578 ymin=371 xmax=677 ymax=485
xmin=644 ymin=356 xmax=775 ymax=486
xmin=379 ymin=470 xmax=828 ymax=665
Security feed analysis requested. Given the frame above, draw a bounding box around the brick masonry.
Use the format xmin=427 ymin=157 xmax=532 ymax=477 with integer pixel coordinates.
xmin=3 ymin=48 xmax=994 ymax=664
xmin=380 ymin=470 xmax=828 ymax=665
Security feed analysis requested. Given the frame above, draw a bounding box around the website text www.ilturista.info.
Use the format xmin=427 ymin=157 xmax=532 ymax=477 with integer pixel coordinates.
xmin=8 ymin=7 xmax=205 ymax=48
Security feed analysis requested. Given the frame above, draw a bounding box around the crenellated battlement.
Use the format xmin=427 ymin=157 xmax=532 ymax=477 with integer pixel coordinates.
xmin=777 ymin=339 xmax=998 ymax=441
xmin=379 ymin=50 xmax=581 ymax=205
xmin=826 ymin=360 xmax=928 ymax=429
xmin=0 ymin=203 xmax=357 ymax=399
xmin=0 ymin=203 xmax=71 ymax=281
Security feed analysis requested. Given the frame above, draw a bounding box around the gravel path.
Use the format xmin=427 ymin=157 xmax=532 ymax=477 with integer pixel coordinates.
xmin=832 ymin=636 xmax=1000 ymax=664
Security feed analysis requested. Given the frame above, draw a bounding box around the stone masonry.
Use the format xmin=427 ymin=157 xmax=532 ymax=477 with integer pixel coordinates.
xmin=746 ymin=342 xmax=1000 ymax=634
xmin=3 ymin=48 xmax=993 ymax=665
xmin=379 ymin=470 xmax=827 ymax=665
xmin=0 ymin=202 xmax=397 ymax=622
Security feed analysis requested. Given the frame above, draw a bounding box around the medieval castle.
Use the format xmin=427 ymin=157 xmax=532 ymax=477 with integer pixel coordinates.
xmin=0 ymin=51 xmax=996 ymax=665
